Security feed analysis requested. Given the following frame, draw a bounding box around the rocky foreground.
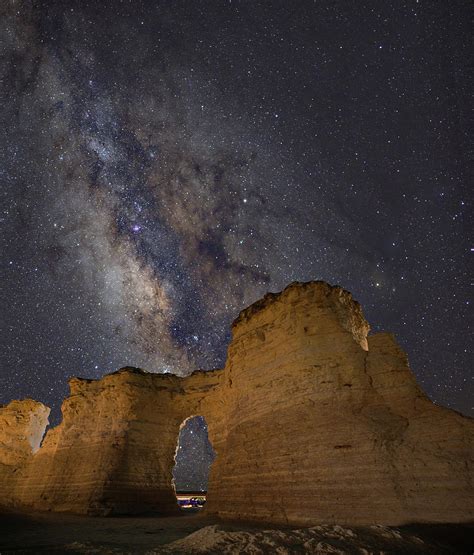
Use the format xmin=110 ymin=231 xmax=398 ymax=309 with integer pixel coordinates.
xmin=151 ymin=523 xmax=474 ymax=555
xmin=1 ymin=510 xmax=473 ymax=554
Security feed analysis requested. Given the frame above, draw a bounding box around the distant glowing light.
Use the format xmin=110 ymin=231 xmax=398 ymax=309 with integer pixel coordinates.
xmin=132 ymin=224 xmax=142 ymax=233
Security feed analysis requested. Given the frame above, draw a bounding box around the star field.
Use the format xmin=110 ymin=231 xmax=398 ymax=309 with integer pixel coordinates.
xmin=1 ymin=1 xmax=472 ymax=490
xmin=173 ymin=416 xmax=215 ymax=492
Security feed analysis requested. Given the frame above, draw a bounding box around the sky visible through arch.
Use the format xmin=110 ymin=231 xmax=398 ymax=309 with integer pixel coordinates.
xmin=173 ymin=416 xmax=215 ymax=492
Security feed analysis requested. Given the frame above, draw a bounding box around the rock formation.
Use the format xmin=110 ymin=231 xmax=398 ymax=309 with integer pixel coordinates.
xmin=0 ymin=399 xmax=50 ymax=501
xmin=1 ymin=281 xmax=473 ymax=525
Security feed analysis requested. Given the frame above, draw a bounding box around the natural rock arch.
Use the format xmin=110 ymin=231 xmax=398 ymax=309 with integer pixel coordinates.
xmin=0 ymin=281 xmax=473 ymax=525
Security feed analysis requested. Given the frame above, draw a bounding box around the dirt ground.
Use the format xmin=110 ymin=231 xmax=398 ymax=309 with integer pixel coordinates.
xmin=1 ymin=508 xmax=473 ymax=554
xmin=0 ymin=509 xmax=212 ymax=553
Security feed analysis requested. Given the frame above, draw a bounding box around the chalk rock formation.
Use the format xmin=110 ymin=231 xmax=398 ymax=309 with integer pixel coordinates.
xmin=0 ymin=399 xmax=50 ymax=500
xmin=10 ymin=368 xmax=223 ymax=515
xmin=1 ymin=281 xmax=473 ymax=525
xmin=206 ymin=283 xmax=473 ymax=525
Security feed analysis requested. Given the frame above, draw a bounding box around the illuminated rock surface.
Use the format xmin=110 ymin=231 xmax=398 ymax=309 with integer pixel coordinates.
xmin=1 ymin=281 xmax=473 ymax=525
xmin=0 ymin=399 xmax=50 ymax=501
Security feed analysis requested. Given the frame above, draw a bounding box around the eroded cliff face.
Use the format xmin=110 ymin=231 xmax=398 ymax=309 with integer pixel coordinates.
xmin=10 ymin=368 xmax=224 ymax=515
xmin=206 ymin=282 xmax=473 ymax=525
xmin=1 ymin=281 xmax=473 ymax=525
xmin=0 ymin=399 xmax=50 ymax=501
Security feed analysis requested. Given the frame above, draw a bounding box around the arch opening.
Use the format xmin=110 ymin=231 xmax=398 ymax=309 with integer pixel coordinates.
xmin=172 ymin=415 xmax=215 ymax=512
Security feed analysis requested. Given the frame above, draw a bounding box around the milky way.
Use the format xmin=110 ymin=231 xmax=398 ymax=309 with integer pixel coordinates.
xmin=1 ymin=1 xmax=472 ymax=489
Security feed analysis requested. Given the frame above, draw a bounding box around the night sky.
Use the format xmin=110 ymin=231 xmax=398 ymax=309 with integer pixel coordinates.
xmin=1 ymin=1 xmax=472 ymax=490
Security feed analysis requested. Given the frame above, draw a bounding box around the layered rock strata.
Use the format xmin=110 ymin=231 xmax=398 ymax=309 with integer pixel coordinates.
xmin=208 ymin=284 xmax=473 ymax=525
xmin=9 ymin=369 xmax=224 ymax=515
xmin=0 ymin=399 xmax=50 ymax=501
xmin=1 ymin=281 xmax=473 ymax=525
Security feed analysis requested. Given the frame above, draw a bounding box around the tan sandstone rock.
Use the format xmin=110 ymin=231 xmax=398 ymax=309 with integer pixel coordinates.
xmin=1 ymin=281 xmax=473 ymax=525
xmin=0 ymin=399 xmax=50 ymax=500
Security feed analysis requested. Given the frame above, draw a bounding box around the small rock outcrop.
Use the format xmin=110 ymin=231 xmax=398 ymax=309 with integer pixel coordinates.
xmin=0 ymin=281 xmax=472 ymax=525
xmin=0 ymin=399 xmax=50 ymax=501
